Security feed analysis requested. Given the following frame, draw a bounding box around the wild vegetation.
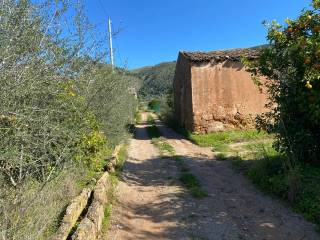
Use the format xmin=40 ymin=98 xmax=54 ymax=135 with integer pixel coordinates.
xmin=101 ymin=144 xmax=128 ymax=236
xmin=240 ymin=0 xmax=320 ymax=226
xmin=0 ymin=1 xmax=137 ymax=239
xmin=245 ymin=0 xmax=320 ymax=168
xmin=161 ymin=0 xmax=320 ymax=229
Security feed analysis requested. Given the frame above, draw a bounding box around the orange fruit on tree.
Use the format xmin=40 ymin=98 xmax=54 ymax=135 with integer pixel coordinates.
xmin=287 ymin=27 xmax=294 ymax=33
xmin=304 ymin=57 xmax=312 ymax=65
xmin=313 ymin=26 xmax=320 ymax=33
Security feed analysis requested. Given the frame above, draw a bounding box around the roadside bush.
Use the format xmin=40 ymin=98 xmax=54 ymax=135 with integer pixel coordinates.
xmin=248 ymin=156 xmax=288 ymax=198
xmin=246 ymin=0 xmax=320 ymax=166
xmin=0 ymin=1 xmax=137 ymax=239
xmin=248 ymin=156 xmax=320 ymax=227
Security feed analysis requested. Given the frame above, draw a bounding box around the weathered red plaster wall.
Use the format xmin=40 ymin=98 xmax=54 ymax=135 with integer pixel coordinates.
xmin=190 ymin=60 xmax=267 ymax=133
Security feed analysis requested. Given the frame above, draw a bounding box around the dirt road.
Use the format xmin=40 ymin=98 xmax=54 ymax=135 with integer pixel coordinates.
xmin=106 ymin=114 xmax=318 ymax=240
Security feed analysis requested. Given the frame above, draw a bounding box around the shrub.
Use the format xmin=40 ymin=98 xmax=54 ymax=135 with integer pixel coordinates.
xmin=148 ymin=99 xmax=161 ymax=112
xmin=247 ymin=156 xmax=288 ymax=198
xmin=0 ymin=1 xmax=137 ymax=238
xmin=246 ymin=0 xmax=320 ymax=166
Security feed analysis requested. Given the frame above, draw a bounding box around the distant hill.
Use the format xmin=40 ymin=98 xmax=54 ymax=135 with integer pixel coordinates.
xmin=133 ymin=61 xmax=176 ymax=99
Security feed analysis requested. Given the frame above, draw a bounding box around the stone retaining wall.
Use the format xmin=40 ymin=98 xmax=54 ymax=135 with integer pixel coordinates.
xmin=51 ymin=144 xmax=123 ymax=240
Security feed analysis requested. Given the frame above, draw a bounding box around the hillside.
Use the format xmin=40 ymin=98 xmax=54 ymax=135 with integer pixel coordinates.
xmin=133 ymin=61 xmax=176 ymax=99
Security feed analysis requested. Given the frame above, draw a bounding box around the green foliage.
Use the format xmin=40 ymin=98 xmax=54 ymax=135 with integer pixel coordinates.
xmin=148 ymin=99 xmax=161 ymax=112
xmin=179 ymin=172 xmax=208 ymax=198
xmin=147 ymin=114 xmax=155 ymax=124
xmin=74 ymin=130 xmax=111 ymax=172
xmin=190 ymin=130 xmax=269 ymax=153
xmin=247 ymin=156 xmax=288 ymax=198
xmin=135 ymin=112 xmax=142 ymax=124
xmin=101 ymin=204 xmax=113 ymax=234
xmin=115 ymin=145 xmax=128 ymax=172
xmin=248 ymin=156 xmax=320 ymax=228
xmin=0 ymin=1 xmax=137 ymax=238
xmin=151 ymin=137 xmax=175 ymax=156
xmin=246 ymin=0 xmax=320 ymax=165
xmin=134 ymin=61 xmax=176 ymax=100
xmin=146 ymin=115 xmax=162 ymax=139
xmin=0 ymin=1 xmax=136 ymax=184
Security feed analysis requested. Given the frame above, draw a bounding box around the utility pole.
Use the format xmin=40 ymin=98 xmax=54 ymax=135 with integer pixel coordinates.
xmin=108 ymin=18 xmax=114 ymax=68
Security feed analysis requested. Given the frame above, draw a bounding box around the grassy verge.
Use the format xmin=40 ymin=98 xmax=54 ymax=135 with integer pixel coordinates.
xmin=101 ymin=144 xmax=128 ymax=235
xmin=146 ymin=115 xmax=207 ymax=198
xmin=168 ymin=121 xmax=320 ymax=230
xmin=190 ymin=130 xmax=269 ymax=152
xmin=246 ymin=154 xmax=320 ymax=230
xmin=135 ymin=111 xmax=142 ymax=124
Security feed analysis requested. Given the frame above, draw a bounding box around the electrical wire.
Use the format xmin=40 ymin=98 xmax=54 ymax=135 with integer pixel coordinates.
xmin=97 ymin=0 xmax=110 ymax=19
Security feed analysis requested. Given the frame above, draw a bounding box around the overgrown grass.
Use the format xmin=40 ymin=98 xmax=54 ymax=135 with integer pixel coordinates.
xmin=151 ymin=137 xmax=175 ymax=156
xmin=147 ymin=114 xmax=155 ymax=124
xmin=189 ymin=129 xmax=269 ymax=152
xmin=135 ymin=111 xmax=142 ymax=124
xmin=115 ymin=145 xmax=129 ymax=172
xmin=165 ymin=117 xmax=269 ymax=154
xmin=101 ymin=204 xmax=113 ymax=234
xmin=179 ymin=171 xmax=208 ymax=198
xmin=101 ymin=144 xmax=128 ymax=235
xmin=246 ymin=153 xmax=320 ymax=229
xmin=0 ymin=163 xmax=98 ymax=240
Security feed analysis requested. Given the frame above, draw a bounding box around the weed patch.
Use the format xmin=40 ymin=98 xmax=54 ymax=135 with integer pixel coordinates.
xmin=247 ymin=156 xmax=320 ymax=228
xmin=151 ymin=137 xmax=175 ymax=156
xmin=190 ymin=130 xmax=269 ymax=152
xmin=100 ymin=144 xmax=128 ymax=235
xmin=179 ymin=172 xmax=208 ymax=198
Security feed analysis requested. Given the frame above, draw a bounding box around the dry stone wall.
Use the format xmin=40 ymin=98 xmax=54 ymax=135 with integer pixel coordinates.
xmin=51 ymin=145 xmax=123 ymax=240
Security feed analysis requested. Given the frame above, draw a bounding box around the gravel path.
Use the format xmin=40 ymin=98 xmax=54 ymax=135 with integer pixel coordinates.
xmin=106 ymin=113 xmax=319 ymax=240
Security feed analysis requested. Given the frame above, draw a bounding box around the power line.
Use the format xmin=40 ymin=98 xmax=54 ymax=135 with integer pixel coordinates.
xmin=112 ymin=22 xmax=124 ymax=67
xmin=97 ymin=0 xmax=110 ymax=19
xmin=96 ymin=0 xmax=124 ymax=68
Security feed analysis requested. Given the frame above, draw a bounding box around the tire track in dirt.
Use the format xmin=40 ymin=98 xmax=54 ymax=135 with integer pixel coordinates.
xmin=106 ymin=116 xmax=195 ymax=240
xmin=105 ymin=113 xmax=318 ymax=240
xmin=155 ymin=119 xmax=319 ymax=240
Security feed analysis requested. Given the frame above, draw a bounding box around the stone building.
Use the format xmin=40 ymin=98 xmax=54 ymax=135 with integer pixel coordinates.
xmin=173 ymin=48 xmax=268 ymax=133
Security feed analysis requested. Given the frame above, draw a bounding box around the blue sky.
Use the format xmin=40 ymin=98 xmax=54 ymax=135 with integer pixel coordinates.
xmin=83 ymin=0 xmax=310 ymax=69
